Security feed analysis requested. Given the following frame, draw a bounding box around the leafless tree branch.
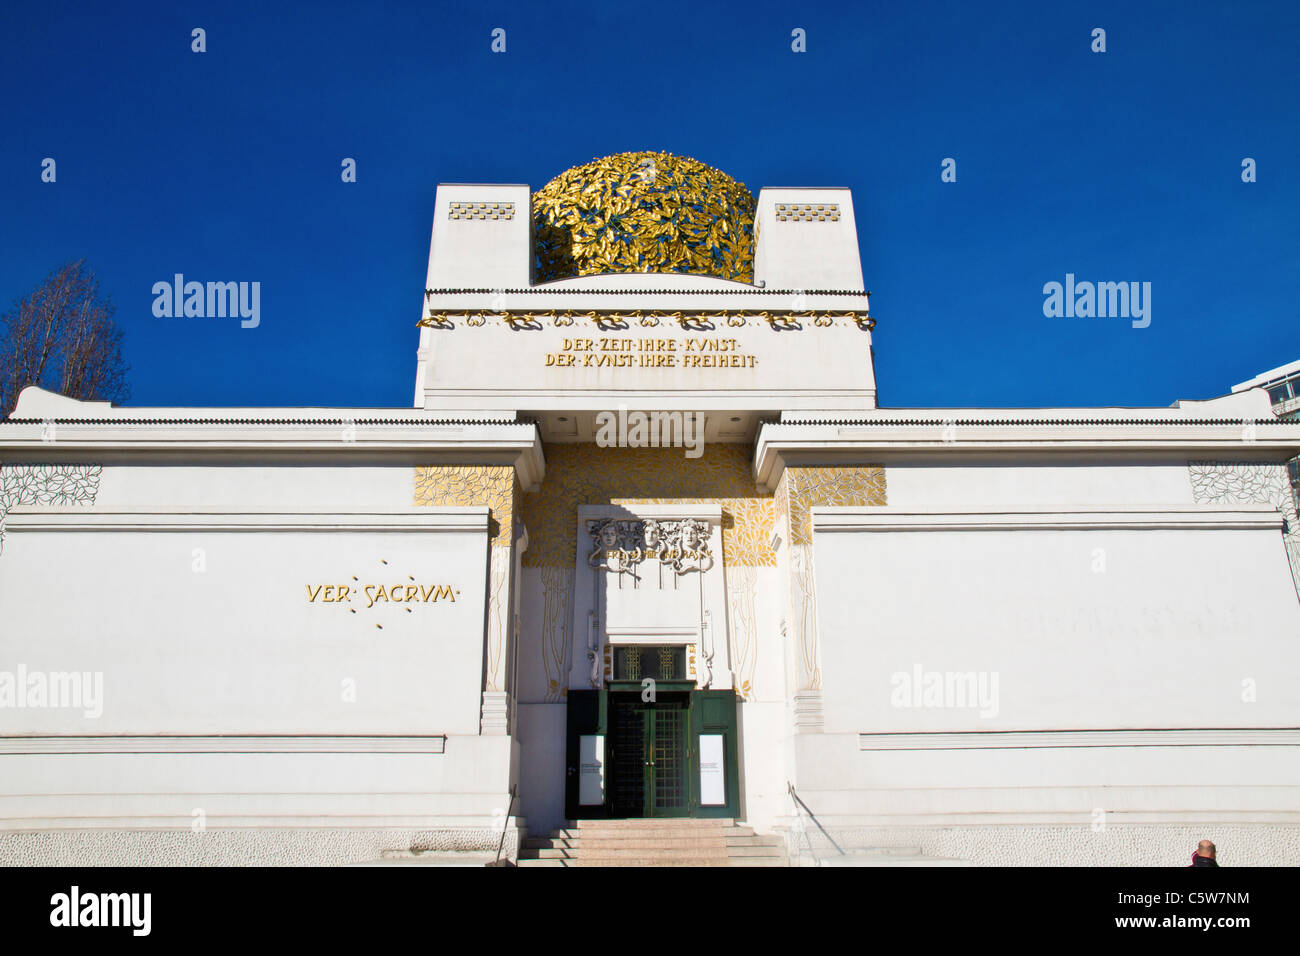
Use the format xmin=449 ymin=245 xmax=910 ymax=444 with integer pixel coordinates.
xmin=0 ymin=260 xmax=130 ymax=417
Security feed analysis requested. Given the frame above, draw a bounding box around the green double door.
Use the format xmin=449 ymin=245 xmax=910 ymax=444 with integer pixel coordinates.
xmin=610 ymin=692 xmax=690 ymax=817
xmin=565 ymin=687 xmax=739 ymax=819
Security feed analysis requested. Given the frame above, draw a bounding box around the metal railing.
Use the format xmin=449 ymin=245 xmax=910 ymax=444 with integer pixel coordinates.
xmin=787 ymin=781 xmax=845 ymax=865
xmin=494 ymin=784 xmax=518 ymax=866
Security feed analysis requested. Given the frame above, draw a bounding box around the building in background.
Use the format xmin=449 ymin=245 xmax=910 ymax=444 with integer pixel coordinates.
xmin=1234 ymin=359 xmax=1300 ymax=509
xmin=3 ymin=152 xmax=1300 ymax=867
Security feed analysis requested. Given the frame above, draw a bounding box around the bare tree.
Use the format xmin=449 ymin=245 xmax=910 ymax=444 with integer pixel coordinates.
xmin=0 ymin=260 xmax=129 ymax=417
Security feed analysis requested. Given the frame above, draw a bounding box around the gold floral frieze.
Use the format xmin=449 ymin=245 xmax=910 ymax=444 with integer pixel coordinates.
xmin=782 ymin=466 xmax=888 ymax=548
xmin=419 ymin=310 xmax=874 ymax=331
xmin=413 ymin=465 xmax=518 ymax=548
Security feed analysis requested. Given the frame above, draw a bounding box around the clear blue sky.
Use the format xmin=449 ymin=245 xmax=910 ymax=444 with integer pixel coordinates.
xmin=2 ymin=0 xmax=1296 ymax=409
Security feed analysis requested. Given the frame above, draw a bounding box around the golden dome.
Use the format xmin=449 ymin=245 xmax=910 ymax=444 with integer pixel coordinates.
xmin=533 ymin=151 xmax=756 ymax=284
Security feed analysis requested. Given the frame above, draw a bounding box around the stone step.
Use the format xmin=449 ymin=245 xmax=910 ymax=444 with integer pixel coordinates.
xmin=573 ymin=837 xmax=727 ymax=847
xmin=554 ymin=836 xmax=726 ymax=850
xmin=579 ymin=851 xmax=729 ymax=863
xmin=569 ymin=858 xmax=732 ymax=867
xmin=726 ymin=844 xmax=783 ymax=857
xmin=579 ymin=842 xmax=729 ymax=854
xmin=725 ymin=834 xmax=781 ymax=847
xmin=522 ymin=847 xmax=580 ymax=859
xmin=518 ymin=819 xmax=787 ymax=867
xmin=523 ymin=838 xmax=578 ymax=850
xmin=546 ymin=820 xmax=756 ymax=832
xmin=530 ymin=835 xmax=775 ymax=850
xmin=570 ymin=825 xmax=726 ymax=833
xmin=575 ymin=818 xmax=732 ymax=829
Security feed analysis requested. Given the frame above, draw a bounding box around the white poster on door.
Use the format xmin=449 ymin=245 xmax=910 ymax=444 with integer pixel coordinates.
xmin=579 ymin=734 xmax=605 ymax=806
xmin=699 ymin=733 xmax=725 ymax=806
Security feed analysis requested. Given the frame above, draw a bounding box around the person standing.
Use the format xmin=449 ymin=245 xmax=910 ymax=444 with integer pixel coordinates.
xmin=1189 ymin=840 xmax=1219 ymax=867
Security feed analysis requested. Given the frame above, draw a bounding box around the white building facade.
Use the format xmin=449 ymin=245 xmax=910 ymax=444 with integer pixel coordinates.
xmin=3 ymin=152 xmax=1299 ymax=866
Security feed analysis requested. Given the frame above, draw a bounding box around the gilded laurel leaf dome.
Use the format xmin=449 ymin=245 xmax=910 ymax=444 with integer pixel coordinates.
xmin=533 ymin=151 xmax=757 ymax=284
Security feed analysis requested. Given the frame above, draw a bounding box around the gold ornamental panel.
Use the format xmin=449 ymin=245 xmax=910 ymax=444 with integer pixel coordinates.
xmin=519 ymin=443 xmax=775 ymax=568
xmin=782 ymin=466 xmax=888 ymax=548
xmin=413 ymin=465 xmax=518 ymax=548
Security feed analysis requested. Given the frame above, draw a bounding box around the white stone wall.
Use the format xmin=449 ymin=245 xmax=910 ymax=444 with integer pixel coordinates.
xmin=816 ymin=517 xmax=1299 ymax=733
xmin=0 ymin=460 xmax=515 ymax=839
xmin=795 ymin=462 xmax=1300 ymax=853
xmin=417 ymin=274 xmax=877 ymax=416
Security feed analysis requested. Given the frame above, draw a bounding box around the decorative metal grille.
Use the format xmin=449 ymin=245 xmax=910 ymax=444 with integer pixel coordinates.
xmin=658 ymin=646 xmax=677 ymax=680
xmin=611 ymin=698 xmax=646 ymax=816
xmin=613 ymin=645 xmax=685 ymax=682
xmin=652 ymin=703 xmax=687 ymax=810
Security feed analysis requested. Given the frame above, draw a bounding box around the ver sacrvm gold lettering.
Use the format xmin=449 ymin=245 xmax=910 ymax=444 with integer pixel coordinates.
xmin=306 ymin=583 xmax=457 ymax=608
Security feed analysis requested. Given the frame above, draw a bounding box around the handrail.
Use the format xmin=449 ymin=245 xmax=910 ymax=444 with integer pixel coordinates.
xmin=787 ymin=781 xmax=845 ymax=862
xmin=494 ymin=784 xmax=518 ymax=866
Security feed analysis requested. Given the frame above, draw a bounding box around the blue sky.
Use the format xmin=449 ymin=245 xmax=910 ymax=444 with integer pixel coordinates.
xmin=2 ymin=0 xmax=1296 ymax=409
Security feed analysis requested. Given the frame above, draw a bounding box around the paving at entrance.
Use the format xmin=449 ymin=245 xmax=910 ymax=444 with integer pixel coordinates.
xmin=515 ymin=818 xmax=787 ymax=867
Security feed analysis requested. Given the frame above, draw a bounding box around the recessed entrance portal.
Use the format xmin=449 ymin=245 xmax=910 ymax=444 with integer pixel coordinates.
xmin=565 ymin=678 xmax=740 ymax=820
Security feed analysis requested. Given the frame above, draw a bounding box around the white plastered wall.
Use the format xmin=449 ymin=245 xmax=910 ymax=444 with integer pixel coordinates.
xmin=0 ymin=456 xmax=516 ymax=834
xmin=795 ymin=464 xmax=1300 ymax=842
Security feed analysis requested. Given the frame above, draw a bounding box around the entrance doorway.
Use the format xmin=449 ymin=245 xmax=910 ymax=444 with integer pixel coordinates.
xmin=609 ymin=691 xmax=689 ymax=817
xmin=565 ymin=683 xmax=740 ymax=820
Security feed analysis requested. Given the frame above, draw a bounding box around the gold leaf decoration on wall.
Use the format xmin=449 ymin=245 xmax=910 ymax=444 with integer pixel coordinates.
xmin=519 ymin=444 xmax=775 ymax=568
xmin=413 ymin=465 xmax=518 ymax=548
xmin=726 ymin=564 xmax=759 ymax=701
xmin=533 ymin=151 xmax=757 ymax=284
xmin=783 ymin=466 xmax=888 ymax=549
xmin=539 ymin=566 xmax=574 ymax=703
